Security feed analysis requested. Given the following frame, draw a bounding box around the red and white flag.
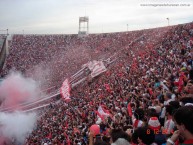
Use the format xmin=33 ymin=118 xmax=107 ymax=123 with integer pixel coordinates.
xmin=90 ymin=61 xmax=107 ymax=78
xmin=60 ymin=79 xmax=71 ymax=101
xmin=82 ymin=60 xmax=107 ymax=78
xmin=96 ymin=106 xmax=111 ymax=121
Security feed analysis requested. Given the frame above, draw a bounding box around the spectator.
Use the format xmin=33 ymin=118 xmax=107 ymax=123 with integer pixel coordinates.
xmin=148 ymin=117 xmax=166 ymax=145
xmin=133 ymin=108 xmax=145 ymax=129
xmin=110 ymin=129 xmax=131 ymax=145
xmin=166 ymin=106 xmax=193 ymax=145
xmin=164 ymin=105 xmax=175 ymax=135
xmin=132 ymin=127 xmax=157 ymax=145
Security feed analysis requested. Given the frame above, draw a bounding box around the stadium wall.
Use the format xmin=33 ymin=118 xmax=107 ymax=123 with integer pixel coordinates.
xmin=0 ymin=37 xmax=7 ymax=73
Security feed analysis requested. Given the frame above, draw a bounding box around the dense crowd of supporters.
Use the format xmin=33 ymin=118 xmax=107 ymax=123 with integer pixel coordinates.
xmin=1 ymin=22 xmax=193 ymax=145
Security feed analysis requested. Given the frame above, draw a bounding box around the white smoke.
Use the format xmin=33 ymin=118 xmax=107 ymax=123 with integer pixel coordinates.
xmin=0 ymin=71 xmax=39 ymax=144
xmin=25 ymin=64 xmax=52 ymax=90
xmin=0 ymin=111 xmax=37 ymax=144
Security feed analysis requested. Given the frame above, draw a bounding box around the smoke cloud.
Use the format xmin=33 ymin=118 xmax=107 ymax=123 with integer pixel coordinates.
xmin=0 ymin=111 xmax=37 ymax=144
xmin=0 ymin=72 xmax=39 ymax=144
xmin=0 ymin=71 xmax=41 ymax=110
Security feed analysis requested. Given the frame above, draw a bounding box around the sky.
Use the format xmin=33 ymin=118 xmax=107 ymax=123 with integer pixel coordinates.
xmin=0 ymin=0 xmax=193 ymax=34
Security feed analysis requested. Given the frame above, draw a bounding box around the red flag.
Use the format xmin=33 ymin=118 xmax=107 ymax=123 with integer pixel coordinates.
xmin=127 ymin=103 xmax=132 ymax=117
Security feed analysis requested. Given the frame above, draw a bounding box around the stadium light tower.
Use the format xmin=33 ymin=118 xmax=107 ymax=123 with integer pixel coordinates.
xmin=166 ymin=18 xmax=170 ymax=26
xmin=78 ymin=16 xmax=89 ymax=36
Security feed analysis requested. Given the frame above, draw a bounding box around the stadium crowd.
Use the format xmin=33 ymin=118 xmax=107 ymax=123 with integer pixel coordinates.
xmin=1 ymin=31 xmax=141 ymax=89
xmin=1 ymin=22 xmax=193 ymax=145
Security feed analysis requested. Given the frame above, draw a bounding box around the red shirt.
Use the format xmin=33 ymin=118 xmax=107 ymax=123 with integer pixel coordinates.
xmin=182 ymin=139 xmax=193 ymax=145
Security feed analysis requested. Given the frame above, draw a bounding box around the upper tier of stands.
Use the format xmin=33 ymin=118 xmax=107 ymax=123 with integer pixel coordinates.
xmin=1 ymin=26 xmax=174 ymax=90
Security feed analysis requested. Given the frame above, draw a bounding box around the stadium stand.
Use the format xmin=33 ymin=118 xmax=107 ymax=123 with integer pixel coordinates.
xmin=0 ymin=22 xmax=193 ymax=145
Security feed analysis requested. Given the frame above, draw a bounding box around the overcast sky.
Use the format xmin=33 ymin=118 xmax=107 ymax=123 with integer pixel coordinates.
xmin=0 ymin=0 xmax=192 ymax=34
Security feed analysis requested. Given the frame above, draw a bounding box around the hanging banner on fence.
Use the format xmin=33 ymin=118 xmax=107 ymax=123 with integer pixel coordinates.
xmin=91 ymin=61 xmax=107 ymax=78
xmin=82 ymin=60 xmax=107 ymax=78
xmin=60 ymin=79 xmax=71 ymax=101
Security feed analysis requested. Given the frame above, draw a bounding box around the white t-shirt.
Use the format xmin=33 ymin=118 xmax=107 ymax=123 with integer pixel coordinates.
xmin=164 ymin=119 xmax=175 ymax=134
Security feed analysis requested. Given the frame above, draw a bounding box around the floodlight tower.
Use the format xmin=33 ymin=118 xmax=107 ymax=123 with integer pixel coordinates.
xmin=166 ymin=18 xmax=170 ymax=26
xmin=78 ymin=16 xmax=89 ymax=36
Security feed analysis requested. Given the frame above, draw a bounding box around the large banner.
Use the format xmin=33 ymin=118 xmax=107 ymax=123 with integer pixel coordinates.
xmin=91 ymin=61 xmax=107 ymax=78
xmin=60 ymin=79 xmax=71 ymax=101
xmin=83 ymin=60 xmax=107 ymax=78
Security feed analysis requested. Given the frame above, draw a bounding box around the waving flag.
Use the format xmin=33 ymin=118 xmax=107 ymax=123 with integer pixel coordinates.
xmin=96 ymin=106 xmax=111 ymax=121
xmin=91 ymin=61 xmax=107 ymax=78
xmin=60 ymin=79 xmax=71 ymax=101
xmin=83 ymin=60 xmax=107 ymax=78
